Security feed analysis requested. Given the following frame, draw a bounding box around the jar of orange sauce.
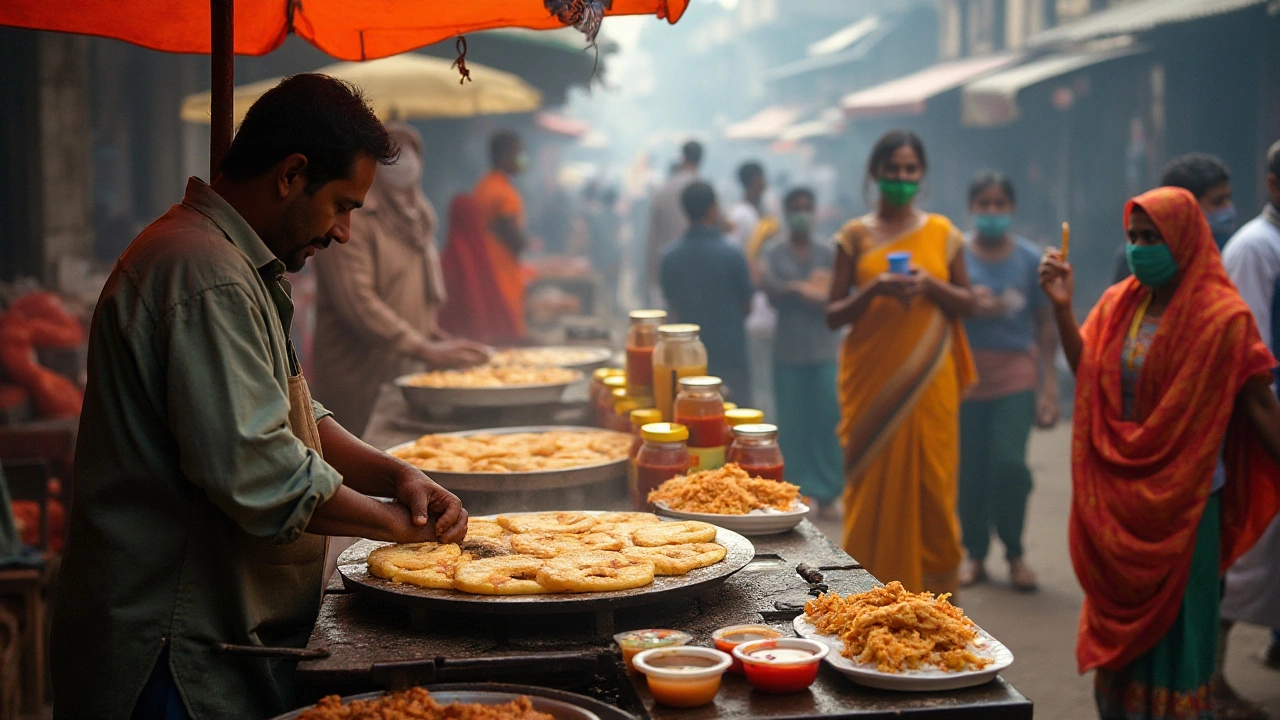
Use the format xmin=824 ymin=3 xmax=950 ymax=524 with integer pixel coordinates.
xmin=652 ymin=324 xmax=707 ymax=421
xmin=626 ymin=310 xmax=667 ymax=399
xmin=673 ymin=376 xmax=728 ymax=472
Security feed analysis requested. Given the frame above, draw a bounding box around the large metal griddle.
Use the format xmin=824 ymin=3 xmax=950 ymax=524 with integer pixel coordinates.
xmin=386 ymin=426 xmax=630 ymax=492
xmin=338 ymin=514 xmax=755 ymax=636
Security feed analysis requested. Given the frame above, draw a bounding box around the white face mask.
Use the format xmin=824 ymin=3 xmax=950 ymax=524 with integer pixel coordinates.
xmin=379 ymin=149 xmax=421 ymax=190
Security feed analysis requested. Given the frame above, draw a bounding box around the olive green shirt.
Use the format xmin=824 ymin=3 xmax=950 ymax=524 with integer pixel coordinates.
xmin=51 ymin=179 xmax=344 ymax=719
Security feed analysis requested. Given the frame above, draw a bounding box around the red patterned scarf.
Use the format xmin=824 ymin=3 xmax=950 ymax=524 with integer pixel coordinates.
xmin=1071 ymin=186 xmax=1280 ymax=672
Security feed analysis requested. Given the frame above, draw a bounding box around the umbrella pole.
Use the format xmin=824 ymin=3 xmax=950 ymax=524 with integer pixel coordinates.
xmin=210 ymin=0 xmax=234 ymax=180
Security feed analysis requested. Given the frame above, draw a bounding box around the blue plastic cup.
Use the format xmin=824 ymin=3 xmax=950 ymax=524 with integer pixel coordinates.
xmin=887 ymin=252 xmax=912 ymax=274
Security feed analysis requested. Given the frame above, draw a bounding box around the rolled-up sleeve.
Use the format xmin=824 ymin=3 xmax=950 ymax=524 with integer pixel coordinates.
xmin=160 ymin=284 xmax=343 ymax=543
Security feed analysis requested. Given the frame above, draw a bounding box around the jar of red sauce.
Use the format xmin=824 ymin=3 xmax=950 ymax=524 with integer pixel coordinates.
xmin=596 ymin=375 xmax=627 ymax=427
xmin=612 ymin=392 xmax=640 ymax=433
xmin=628 ymin=408 xmax=662 ymax=506
xmin=673 ymin=376 xmax=727 ymax=471
xmin=626 ymin=310 xmax=667 ymax=400
xmin=635 ymin=423 xmax=690 ymax=511
xmin=723 ymin=408 xmax=764 ymax=446
xmin=727 ymin=424 xmax=785 ymax=481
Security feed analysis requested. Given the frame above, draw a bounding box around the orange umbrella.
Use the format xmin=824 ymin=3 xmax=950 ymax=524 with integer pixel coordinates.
xmin=1 ymin=0 xmax=688 ymax=174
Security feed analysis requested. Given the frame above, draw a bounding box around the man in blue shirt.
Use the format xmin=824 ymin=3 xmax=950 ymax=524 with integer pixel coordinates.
xmin=660 ymin=181 xmax=754 ymax=405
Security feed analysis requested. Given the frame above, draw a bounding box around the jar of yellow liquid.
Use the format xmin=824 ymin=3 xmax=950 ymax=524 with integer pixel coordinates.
xmin=653 ymin=324 xmax=708 ymax=421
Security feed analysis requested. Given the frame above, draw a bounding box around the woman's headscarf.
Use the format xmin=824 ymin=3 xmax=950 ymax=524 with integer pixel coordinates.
xmin=1070 ymin=186 xmax=1280 ymax=673
xmin=364 ymin=121 xmax=446 ymax=305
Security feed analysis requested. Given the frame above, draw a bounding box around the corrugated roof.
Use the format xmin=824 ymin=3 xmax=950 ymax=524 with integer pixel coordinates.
xmin=1028 ymin=0 xmax=1266 ymax=47
xmin=807 ymin=15 xmax=881 ymax=57
xmin=841 ymin=53 xmax=1022 ymax=119
xmin=723 ymin=105 xmax=807 ymax=141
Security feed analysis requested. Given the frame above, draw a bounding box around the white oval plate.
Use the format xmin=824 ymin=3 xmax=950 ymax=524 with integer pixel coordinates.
xmin=793 ymin=615 xmax=1014 ymax=692
xmin=653 ymin=501 xmax=809 ymax=536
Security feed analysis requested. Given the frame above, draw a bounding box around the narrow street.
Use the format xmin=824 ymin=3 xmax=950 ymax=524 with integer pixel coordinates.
xmin=814 ymin=424 xmax=1280 ymax=719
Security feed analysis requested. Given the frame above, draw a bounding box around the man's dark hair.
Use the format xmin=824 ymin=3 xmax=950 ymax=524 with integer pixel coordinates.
xmin=968 ymin=170 xmax=1017 ymax=205
xmin=219 ymin=74 xmax=397 ymax=192
xmin=681 ymin=181 xmax=717 ymax=223
xmin=1160 ymin=153 xmax=1230 ymax=199
xmin=1268 ymin=140 xmax=1280 ymax=179
xmin=491 ymin=131 xmax=522 ymax=167
xmin=784 ymin=187 xmax=816 ymax=210
xmin=681 ymin=141 xmax=704 ymax=168
xmin=738 ymin=161 xmax=765 ymax=190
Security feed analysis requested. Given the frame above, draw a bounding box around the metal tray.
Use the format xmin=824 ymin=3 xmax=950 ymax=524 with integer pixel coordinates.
xmin=273 ymin=685 xmax=629 ymax=720
xmin=338 ymin=513 xmax=755 ymax=618
xmin=395 ymin=372 xmax=584 ymax=412
xmin=386 ymin=426 xmax=630 ymax=492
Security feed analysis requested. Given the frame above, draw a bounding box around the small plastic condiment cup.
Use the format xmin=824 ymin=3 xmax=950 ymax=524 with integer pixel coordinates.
xmin=614 ymin=629 xmax=692 ymax=673
xmin=732 ymin=638 xmax=830 ymax=694
xmin=712 ymin=624 xmax=785 ymax=674
xmin=633 ymin=646 xmax=733 ymax=708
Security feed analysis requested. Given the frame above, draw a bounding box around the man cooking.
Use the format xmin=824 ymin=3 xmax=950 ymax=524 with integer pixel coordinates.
xmin=50 ymin=74 xmax=469 ymax=719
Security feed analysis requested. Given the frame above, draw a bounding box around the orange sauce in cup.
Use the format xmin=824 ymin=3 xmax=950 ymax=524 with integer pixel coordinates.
xmin=712 ymin=624 xmax=784 ymax=674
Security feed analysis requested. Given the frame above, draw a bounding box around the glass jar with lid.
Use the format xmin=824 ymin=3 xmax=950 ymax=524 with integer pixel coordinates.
xmin=627 ymin=408 xmax=663 ymax=503
xmin=597 ymin=375 xmax=628 ymax=427
xmin=673 ymin=376 xmax=728 ymax=471
xmin=727 ymin=423 xmax=785 ymax=481
xmin=626 ymin=310 xmax=667 ymax=400
xmin=591 ymin=368 xmax=625 ymax=410
xmin=724 ymin=408 xmax=765 ymax=446
xmin=611 ymin=390 xmax=640 ymax=433
xmin=635 ymin=422 xmax=691 ymax=511
xmin=653 ymin=324 xmax=708 ymax=421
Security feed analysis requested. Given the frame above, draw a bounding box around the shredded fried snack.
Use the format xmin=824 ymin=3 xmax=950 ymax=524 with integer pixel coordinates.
xmin=297 ymin=687 xmax=556 ymax=720
xmin=647 ymin=464 xmax=802 ymax=515
xmin=804 ymin=582 xmax=995 ymax=674
xmin=404 ymin=366 xmax=581 ymax=388
xmin=391 ymin=431 xmax=631 ymax=474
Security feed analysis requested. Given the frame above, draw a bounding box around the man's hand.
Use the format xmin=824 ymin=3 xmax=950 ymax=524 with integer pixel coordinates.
xmin=390 ymin=464 xmax=469 ymax=543
xmin=417 ymin=339 xmax=491 ymax=369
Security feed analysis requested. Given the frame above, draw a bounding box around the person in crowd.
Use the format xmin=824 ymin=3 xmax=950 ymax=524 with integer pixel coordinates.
xmin=758 ymin=187 xmax=844 ymax=517
xmin=1113 ymin=153 xmax=1235 ymax=282
xmin=1039 ymin=186 xmax=1280 ymax=720
xmin=1218 ymin=138 xmax=1280 ymax=715
xmin=646 ymin=141 xmax=703 ymax=304
xmin=660 ymin=181 xmax=754 ymax=404
xmin=727 ymin=160 xmax=778 ymax=417
xmin=825 ymin=130 xmax=976 ymax=596
xmin=470 ymin=131 xmax=530 ymax=339
xmin=582 ymin=182 xmax=623 ymax=315
xmin=50 ymin=75 xmax=468 ymax=719
xmin=956 ymin=171 xmax=1059 ymax=592
xmin=311 ymin=122 xmax=489 ymax=437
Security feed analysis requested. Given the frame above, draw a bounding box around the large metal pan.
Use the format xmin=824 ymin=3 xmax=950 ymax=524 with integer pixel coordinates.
xmin=272 ymin=684 xmax=635 ymax=720
xmin=395 ymin=372 xmax=584 ymax=412
xmin=338 ymin=513 xmax=755 ymax=618
xmin=386 ymin=426 xmax=629 ymax=492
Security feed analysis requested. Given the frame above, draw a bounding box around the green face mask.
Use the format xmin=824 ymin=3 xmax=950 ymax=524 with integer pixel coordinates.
xmin=878 ymin=178 xmax=919 ymax=208
xmin=785 ymin=211 xmax=814 ymax=233
xmin=1125 ymin=243 xmax=1179 ymax=287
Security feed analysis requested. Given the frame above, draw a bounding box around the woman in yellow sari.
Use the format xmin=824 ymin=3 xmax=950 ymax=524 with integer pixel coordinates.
xmin=826 ymin=130 xmax=977 ymax=595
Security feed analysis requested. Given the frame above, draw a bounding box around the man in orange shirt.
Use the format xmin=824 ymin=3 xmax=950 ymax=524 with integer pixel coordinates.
xmin=472 ymin=131 xmax=529 ymax=339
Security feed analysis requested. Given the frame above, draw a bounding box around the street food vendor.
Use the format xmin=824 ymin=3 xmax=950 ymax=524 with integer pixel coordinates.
xmin=49 ymin=74 xmax=469 ymax=720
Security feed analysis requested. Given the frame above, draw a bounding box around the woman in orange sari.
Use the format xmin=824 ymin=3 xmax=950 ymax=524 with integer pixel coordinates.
xmin=826 ymin=130 xmax=977 ymax=595
xmin=1039 ymin=186 xmax=1280 ymax=719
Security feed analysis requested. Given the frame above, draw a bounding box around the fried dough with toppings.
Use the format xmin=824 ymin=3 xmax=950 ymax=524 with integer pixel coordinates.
xmin=367 ymin=543 xmax=471 ymax=589
xmin=451 ymin=555 xmax=549 ymax=595
xmin=536 ymin=550 xmax=656 ymax=593
xmin=509 ymin=531 xmax=627 ymax=558
xmin=620 ymin=543 xmax=727 ymax=575
xmin=633 ymin=520 xmax=718 ymax=547
xmin=497 ymin=511 xmax=597 ymax=535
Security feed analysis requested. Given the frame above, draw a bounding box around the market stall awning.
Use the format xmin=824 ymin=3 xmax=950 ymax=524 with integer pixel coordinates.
xmin=807 ymin=15 xmax=882 ymax=57
xmin=840 ymin=53 xmax=1021 ymax=119
xmin=778 ymin=108 xmax=845 ymax=143
xmin=961 ymin=44 xmax=1144 ymax=127
xmin=1028 ymin=0 xmax=1265 ymax=47
xmin=766 ymin=15 xmax=894 ymax=83
xmin=180 ymin=53 xmax=541 ymax=124
xmin=723 ymin=105 xmax=807 ymax=141
xmin=0 ymin=0 xmax=688 ymax=60
xmin=536 ymin=111 xmax=592 ymax=138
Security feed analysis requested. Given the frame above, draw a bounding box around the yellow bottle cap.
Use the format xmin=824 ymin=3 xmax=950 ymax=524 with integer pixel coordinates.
xmin=594 ymin=367 xmax=625 ymax=381
xmin=641 ymin=422 xmax=689 ymax=443
xmin=726 ymin=408 xmax=765 ymax=426
xmin=615 ymin=397 xmax=640 ymax=415
xmin=611 ymin=387 xmax=628 ymax=399
xmin=630 ymin=408 xmax=663 ymax=427
xmin=723 ymin=402 xmax=739 ymax=411
xmin=602 ymin=375 xmax=628 ymax=389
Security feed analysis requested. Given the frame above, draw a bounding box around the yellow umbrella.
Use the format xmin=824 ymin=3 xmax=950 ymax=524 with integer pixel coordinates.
xmin=181 ymin=53 xmax=542 ymax=124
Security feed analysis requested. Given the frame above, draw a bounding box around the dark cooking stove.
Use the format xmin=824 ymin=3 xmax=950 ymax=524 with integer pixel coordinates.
xmin=296 ymin=522 xmax=1033 ymax=719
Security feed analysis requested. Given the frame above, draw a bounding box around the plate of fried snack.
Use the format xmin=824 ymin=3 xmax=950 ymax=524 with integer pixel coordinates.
xmin=793 ymin=582 xmax=1013 ymax=691
xmin=279 ymin=686 xmax=606 ymax=720
xmin=352 ymin=511 xmax=752 ymax=603
xmin=648 ymin=464 xmax=810 ymax=536
xmin=487 ymin=346 xmax=613 ymax=371
xmin=395 ymin=365 xmax=584 ymax=410
xmin=388 ymin=427 xmax=633 ymax=492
